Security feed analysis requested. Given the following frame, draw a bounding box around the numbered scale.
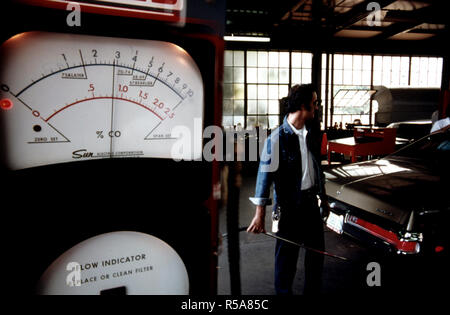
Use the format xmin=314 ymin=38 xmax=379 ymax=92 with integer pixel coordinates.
xmin=0 ymin=31 xmax=204 ymax=170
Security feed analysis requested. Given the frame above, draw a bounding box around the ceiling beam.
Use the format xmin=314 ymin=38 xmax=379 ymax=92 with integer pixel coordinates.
xmin=332 ymin=0 xmax=397 ymax=33
xmin=383 ymin=4 xmax=447 ymax=24
xmin=370 ymin=22 xmax=423 ymax=39
xmin=281 ymin=0 xmax=308 ymax=21
xmin=371 ymin=5 xmax=440 ymax=39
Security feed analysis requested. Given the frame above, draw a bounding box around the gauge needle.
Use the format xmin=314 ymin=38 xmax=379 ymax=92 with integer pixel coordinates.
xmin=110 ymin=60 xmax=116 ymax=158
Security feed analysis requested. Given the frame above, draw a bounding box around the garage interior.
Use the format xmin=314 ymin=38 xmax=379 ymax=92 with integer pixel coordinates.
xmin=217 ymin=0 xmax=449 ymax=295
xmin=1 ymin=0 xmax=448 ymax=297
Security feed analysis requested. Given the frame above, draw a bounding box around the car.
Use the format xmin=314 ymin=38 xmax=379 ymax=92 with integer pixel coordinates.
xmin=323 ymin=128 xmax=449 ymax=257
xmin=386 ymin=119 xmax=432 ymax=149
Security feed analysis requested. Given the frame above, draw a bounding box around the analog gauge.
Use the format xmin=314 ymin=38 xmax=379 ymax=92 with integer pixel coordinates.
xmin=0 ymin=32 xmax=204 ymax=170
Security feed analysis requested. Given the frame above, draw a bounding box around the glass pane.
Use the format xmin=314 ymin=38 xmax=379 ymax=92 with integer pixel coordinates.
xmin=234 ymin=100 xmax=244 ymax=115
xmin=222 ymin=116 xmax=233 ymax=127
xmin=223 ymin=99 xmax=233 ymax=115
xmin=410 ymin=68 xmax=419 ymax=86
xmin=247 ymin=84 xmax=257 ymax=99
xmin=234 ymin=84 xmax=244 ymax=99
xmin=333 ymin=88 xmax=344 ymax=100
xmin=353 ymin=70 xmax=361 ymax=85
xmin=279 ymin=52 xmax=289 ymax=68
xmin=334 ymin=69 xmax=342 ymax=85
xmin=224 ymin=51 xmax=233 ymax=67
xmin=435 ymin=71 xmax=441 ymax=88
xmin=269 ymin=115 xmax=279 ymax=129
xmin=279 ymin=68 xmax=289 ymax=84
xmin=291 ymin=69 xmax=301 ymax=84
xmin=279 ymin=85 xmax=289 ymax=99
xmin=401 ymin=56 xmax=409 ymax=70
xmin=428 ymin=57 xmax=437 ymax=73
xmin=419 ymin=70 xmax=427 ymax=86
xmin=382 ymin=56 xmax=391 ymax=73
xmin=269 ymin=51 xmax=279 ymax=67
xmin=302 ymin=53 xmax=312 ymax=68
xmin=420 ymin=57 xmax=429 ymax=73
xmin=437 ymin=58 xmax=443 ymax=74
xmin=268 ymin=100 xmax=279 ymax=114
xmin=248 ymin=100 xmax=257 ymax=114
xmin=258 ymin=85 xmax=268 ymax=99
xmin=428 ymin=58 xmax=437 ymax=87
xmin=334 ymin=54 xmax=343 ymax=70
xmin=362 ymin=55 xmax=372 ymax=70
xmin=269 ymin=68 xmax=279 ymax=83
xmin=345 ymin=90 xmax=357 ymax=99
xmin=247 ymin=51 xmax=257 ymax=67
xmin=342 ymin=115 xmax=352 ymax=126
xmin=247 ymin=67 xmax=257 ymax=83
xmin=391 ymin=68 xmax=400 ymax=87
xmin=268 ymin=85 xmax=279 ymax=99
xmin=258 ymin=51 xmax=268 ymax=67
xmin=258 ymin=100 xmax=268 ymax=114
xmin=223 ymin=83 xmax=233 ymax=99
xmin=258 ymin=116 xmax=268 ymax=128
xmin=322 ymin=53 xmax=327 ymax=67
xmin=234 ymin=67 xmax=244 ymax=83
xmin=400 ymin=71 xmax=409 ymax=86
xmin=353 ymin=55 xmax=362 ymax=70
xmin=302 ymin=69 xmax=311 ymax=84
xmin=234 ymin=116 xmax=244 ymax=128
xmin=382 ymin=70 xmax=391 ymax=86
xmin=360 ymin=115 xmax=370 ymax=125
xmin=373 ymin=70 xmax=381 ymax=86
xmin=247 ymin=116 xmax=257 ymax=128
xmin=391 ymin=57 xmax=400 ymax=73
xmin=224 ymin=67 xmax=233 ymax=83
xmin=344 ymin=55 xmax=353 ymax=70
xmin=234 ymin=51 xmax=244 ymax=66
xmin=411 ymin=57 xmax=420 ymax=75
xmin=362 ymin=70 xmax=371 ymax=85
xmin=292 ymin=52 xmax=302 ymax=68
xmin=373 ymin=56 xmax=382 ymax=71
xmin=435 ymin=59 xmax=443 ymax=87
xmin=258 ymin=68 xmax=268 ymax=83
xmin=400 ymin=57 xmax=410 ymax=86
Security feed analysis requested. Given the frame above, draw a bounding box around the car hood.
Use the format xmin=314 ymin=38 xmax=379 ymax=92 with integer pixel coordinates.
xmin=324 ymin=156 xmax=447 ymax=225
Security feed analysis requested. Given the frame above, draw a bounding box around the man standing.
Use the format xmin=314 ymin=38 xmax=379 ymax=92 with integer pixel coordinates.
xmin=247 ymin=84 xmax=330 ymax=295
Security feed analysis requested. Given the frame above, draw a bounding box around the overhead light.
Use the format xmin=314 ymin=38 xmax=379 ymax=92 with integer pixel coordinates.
xmin=224 ymin=35 xmax=271 ymax=42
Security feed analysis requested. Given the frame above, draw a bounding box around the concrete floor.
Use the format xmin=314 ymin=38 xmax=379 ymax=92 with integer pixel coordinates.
xmin=217 ymin=162 xmax=449 ymax=295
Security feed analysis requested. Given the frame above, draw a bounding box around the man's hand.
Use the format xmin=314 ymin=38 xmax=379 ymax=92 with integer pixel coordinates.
xmin=247 ymin=205 xmax=266 ymax=234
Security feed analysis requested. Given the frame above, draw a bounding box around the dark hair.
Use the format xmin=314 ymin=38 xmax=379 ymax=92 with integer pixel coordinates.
xmin=286 ymin=84 xmax=316 ymax=113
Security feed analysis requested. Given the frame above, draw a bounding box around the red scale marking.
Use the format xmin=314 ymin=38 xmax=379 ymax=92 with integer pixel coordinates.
xmin=45 ymin=96 xmax=164 ymax=121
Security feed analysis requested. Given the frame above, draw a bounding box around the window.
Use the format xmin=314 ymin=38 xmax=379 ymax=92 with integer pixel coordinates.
xmin=325 ymin=53 xmax=374 ymax=128
xmin=322 ymin=53 xmax=443 ymax=128
xmin=223 ymin=50 xmax=245 ymax=128
xmin=225 ymin=50 xmax=443 ymax=130
xmin=223 ymin=50 xmax=312 ymax=130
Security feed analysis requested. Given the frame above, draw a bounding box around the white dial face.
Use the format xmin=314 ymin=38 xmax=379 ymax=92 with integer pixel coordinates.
xmin=0 ymin=32 xmax=204 ymax=170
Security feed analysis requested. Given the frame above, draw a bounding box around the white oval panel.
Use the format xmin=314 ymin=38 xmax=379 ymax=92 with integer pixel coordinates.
xmin=37 ymin=231 xmax=189 ymax=295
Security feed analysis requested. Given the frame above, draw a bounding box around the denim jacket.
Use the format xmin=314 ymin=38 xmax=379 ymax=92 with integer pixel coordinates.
xmin=249 ymin=116 xmax=327 ymax=212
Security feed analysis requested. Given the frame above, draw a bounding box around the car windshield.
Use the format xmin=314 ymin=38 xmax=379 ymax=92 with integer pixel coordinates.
xmin=390 ymin=130 xmax=450 ymax=161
